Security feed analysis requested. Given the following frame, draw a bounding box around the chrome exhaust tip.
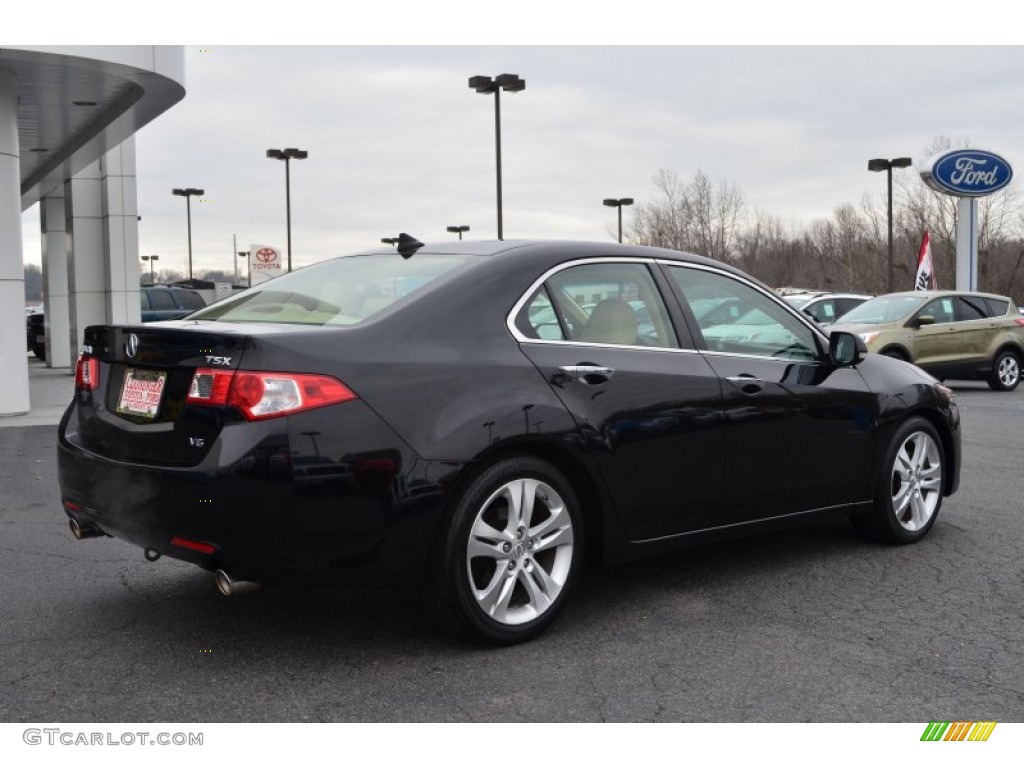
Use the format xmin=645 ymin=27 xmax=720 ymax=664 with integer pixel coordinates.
xmin=69 ymin=518 xmax=105 ymax=540
xmin=214 ymin=569 xmax=260 ymax=596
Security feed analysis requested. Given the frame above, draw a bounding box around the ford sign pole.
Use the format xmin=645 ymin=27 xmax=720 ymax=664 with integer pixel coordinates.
xmin=921 ymin=149 xmax=1014 ymax=291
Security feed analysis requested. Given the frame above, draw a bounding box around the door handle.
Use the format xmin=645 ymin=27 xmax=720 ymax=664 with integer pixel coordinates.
xmin=726 ymin=374 xmax=764 ymax=395
xmin=559 ymin=365 xmax=615 ymax=383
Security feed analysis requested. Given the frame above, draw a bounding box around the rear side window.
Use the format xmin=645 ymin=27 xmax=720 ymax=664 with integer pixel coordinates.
xmin=177 ymin=290 xmax=206 ymax=310
xmin=955 ymin=296 xmax=987 ymax=321
xmin=513 ymin=262 xmax=678 ymax=348
xmin=149 ymin=290 xmax=176 ymax=310
xmin=984 ymin=297 xmax=1010 ymax=316
xmin=547 ymin=263 xmax=677 ymax=348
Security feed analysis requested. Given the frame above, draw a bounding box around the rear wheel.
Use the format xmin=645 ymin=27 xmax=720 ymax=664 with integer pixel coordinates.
xmin=32 ymin=344 xmax=46 ymax=361
xmin=852 ymin=417 xmax=944 ymax=544
xmin=987 ymin=349 xmax=1020 ymax=391
xmin=425 ymin=456 xmax=582 ymax=645
xmin=881 ymin=348 xmax=909 ymax=362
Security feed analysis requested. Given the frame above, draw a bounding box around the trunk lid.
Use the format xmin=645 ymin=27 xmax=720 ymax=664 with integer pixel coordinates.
xmin=72 ymin=323 xmax=253 ymax=466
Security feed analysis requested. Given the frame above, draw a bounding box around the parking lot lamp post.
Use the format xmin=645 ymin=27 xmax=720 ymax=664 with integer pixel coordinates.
xmin=141 ymin=254 xmax=159 ymax=283
xmin=603 ymin=198 xmax=634 ymax=243
xmin=266 ymin=148 xmax=308 ymax=273
xmin=868 ymin=157 xmax=912 ymax=292
xmin=468 ymin=74 xmax=526 ymax=240
xmin=172 ymin=188 xmax=204 ymax=281
xmin=446 ymin=225 xmax=470 ymax=240
xmin=237 ymin=251 xmax=250 ymax=286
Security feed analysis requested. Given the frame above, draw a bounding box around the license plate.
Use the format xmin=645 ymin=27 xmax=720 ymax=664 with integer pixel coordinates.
xmin=117 ymin=368 xmax=167 ymax=419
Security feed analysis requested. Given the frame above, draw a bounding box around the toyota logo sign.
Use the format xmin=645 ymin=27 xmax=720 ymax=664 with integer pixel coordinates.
xmin=256 ymin=248 xmax=277 ymax=263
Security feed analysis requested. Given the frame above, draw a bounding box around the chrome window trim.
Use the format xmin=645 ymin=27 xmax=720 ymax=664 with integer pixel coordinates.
xmin=506 ymin=255 xmax=830 ymax=361
xmin=506 ymin=256 xmax=677 ymax=346
xmin=655 ymin=259 xmax=830 ymax=355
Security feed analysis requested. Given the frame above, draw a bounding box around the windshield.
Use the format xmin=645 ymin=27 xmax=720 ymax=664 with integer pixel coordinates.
xmin=838 ymin=295 xmax=925 ymax=325
xmin=190 ymin=253 xmax=470 ymax=326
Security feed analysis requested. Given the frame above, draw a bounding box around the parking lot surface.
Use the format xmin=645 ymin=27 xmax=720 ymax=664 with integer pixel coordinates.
xmin=1 ymin=379 xmax=1022 ymax=722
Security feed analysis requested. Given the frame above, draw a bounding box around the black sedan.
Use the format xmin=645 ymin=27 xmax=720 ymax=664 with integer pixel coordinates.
xmin=58 ymin=239 xmax=961 ymax=644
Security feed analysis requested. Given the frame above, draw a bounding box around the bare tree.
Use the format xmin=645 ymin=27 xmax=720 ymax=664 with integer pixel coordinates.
xmin=630 ymin=169 xmax=746 ymax=261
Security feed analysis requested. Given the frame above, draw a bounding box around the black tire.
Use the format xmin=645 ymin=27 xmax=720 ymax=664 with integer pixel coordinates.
xmin=881 ymin=348 xmax=909 ymax=362
xmin=424 ymin=456 xmax=583 ymax=645
xmin=852 ymin=417 xmax=945 ymax=544
xmin=987 ymin=348 xmax=1021 ymax=391
xmin=32 ymin=344 xmax=46 ymax=361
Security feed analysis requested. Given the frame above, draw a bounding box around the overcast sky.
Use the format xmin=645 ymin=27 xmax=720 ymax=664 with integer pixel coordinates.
xmin=20 ymin=39 xmax=1024 ymax=278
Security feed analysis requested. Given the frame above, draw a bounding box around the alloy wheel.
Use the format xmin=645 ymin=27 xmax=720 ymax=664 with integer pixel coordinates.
xmin=889 ymin=430 xmax=943 ymax=532
xmin=465 ymin=477 xmax=574 ymax=626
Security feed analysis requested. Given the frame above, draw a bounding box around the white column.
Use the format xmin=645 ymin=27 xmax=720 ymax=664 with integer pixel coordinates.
xmin=0 ymin=69 xmax=30 ymax=417
xmin=66 ymin=160 xmax=106 ymax=356
xmin=955 ymin=197 xmax=978 ymax=291
xmin=40 ymin=191 xmax=72 ymax=368
xmin=99 ymin=136 xmax=141 ymax=323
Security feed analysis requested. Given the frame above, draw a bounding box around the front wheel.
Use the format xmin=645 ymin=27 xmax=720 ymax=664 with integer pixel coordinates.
xmin=987 ymin=349 xmax=1021 ymax=391
xmin=852 ymin=417 xmax=945 ymax=544
xmin=425 ymin=456 xmax=582 ymax=645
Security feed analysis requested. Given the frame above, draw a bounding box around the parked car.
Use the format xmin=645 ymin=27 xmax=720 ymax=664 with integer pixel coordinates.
xmin=783 ymin=292 xmax=873 ymax=324
xmin=58 ymin=239 xmax=961 ymax=644
xmin=829 ymin=290 xmax=1024 ymax=391
xmin=26 ymin=306 xmax=45 ymax=359
xmin=141 ymin=285 xmax=207 ymax=322
xmin=27 ymin=287 xmax=206 ymax=361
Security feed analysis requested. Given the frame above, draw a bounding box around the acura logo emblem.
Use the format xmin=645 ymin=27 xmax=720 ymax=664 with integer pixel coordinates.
xmin=125 ymin=333 xmax=139 ymax=359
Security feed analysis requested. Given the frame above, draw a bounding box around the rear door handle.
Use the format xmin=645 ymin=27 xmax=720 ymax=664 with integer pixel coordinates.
xmin=726 ymin=374 xmax=764 ymax=395
xmin=559 ymin=365 xmax=615 ymax=383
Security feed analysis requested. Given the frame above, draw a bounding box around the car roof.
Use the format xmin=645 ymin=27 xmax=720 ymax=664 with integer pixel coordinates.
xmin=874 ymin=289 xmax=1012 ymax=301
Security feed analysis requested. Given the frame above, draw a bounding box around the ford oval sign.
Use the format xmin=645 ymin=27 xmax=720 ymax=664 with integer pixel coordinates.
xmin=922 ymin=149 xmax=1013 ymax=197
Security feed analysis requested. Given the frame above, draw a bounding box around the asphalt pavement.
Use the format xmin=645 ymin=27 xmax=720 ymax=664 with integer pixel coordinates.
xmin=1 ymin=360 xmax=1022 ymax=722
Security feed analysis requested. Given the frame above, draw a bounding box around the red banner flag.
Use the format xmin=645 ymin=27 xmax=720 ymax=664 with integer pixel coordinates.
xmin=915 ymin=231 xmax=937 ymax=290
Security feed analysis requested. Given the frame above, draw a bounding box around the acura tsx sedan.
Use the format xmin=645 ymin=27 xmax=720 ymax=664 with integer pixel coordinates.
xmin=58 ymin=238 xmax=961 ymax=644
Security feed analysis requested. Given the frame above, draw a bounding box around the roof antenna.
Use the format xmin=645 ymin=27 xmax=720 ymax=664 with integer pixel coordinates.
xmin=396 ymin=233 xmax=424 ymax=260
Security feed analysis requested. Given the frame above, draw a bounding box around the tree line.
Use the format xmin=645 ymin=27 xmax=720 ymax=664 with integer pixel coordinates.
xmin=627 ymin=137 xmax=1024 ymax=300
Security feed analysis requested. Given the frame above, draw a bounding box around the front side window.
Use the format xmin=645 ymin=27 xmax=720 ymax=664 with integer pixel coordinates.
xmin=669 ymin=267 xmax=818 ymax=360
xmin=918 ymin=297 xmax=956 ymax=324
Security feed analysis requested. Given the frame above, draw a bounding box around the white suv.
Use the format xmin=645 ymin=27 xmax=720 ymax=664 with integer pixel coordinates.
xmin=782 ymin=292 xmax=872 ymax=324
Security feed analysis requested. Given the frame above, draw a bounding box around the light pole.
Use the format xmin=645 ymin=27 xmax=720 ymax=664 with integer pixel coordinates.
xmin=172 ymin=188 xmax=204 ymax=281
xmin=446 ymin=225 xmax=470 ymax=240
xmin=468 ymin=73 xmax=525 ymax=240
xmin=141 ymin=254 xmax=159 ymax=283
xmin=868 ymin=157 xmax=912 ymax=292
xmin=237 ymin=251 xmax=250 ymax=286
xmin=603 ymin=198 xmax=634 ymax=243
xmin=266 ymin=147 xmax=308 ymax=273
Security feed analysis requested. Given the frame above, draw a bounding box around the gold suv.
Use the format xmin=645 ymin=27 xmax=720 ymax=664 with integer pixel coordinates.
xmin=830 ymin=290 xmax=1024 ymax=391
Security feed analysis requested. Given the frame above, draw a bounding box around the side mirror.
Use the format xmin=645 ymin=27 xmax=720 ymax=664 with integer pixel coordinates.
xmin=829 ymin=331 xmax=866 ymax=366
xmin=913 ymin=315 xmax=935 ymax=328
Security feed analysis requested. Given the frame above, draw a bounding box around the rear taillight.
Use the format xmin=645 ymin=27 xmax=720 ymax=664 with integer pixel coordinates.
xmin=187 ymin=368 xmax=357 ymax=420
xmin=1014 ymin=318 xmax=1024 ymax=326
xmin=75 ymin=356 xmax=99 ymax=391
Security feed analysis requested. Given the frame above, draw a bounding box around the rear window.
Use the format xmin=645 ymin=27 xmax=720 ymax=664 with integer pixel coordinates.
xmin=190 ymin=253 xmax=470 ymax=326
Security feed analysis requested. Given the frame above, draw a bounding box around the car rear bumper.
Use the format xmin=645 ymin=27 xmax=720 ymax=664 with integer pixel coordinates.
xmin=57 ymin=401 xmax=456 ymax=587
